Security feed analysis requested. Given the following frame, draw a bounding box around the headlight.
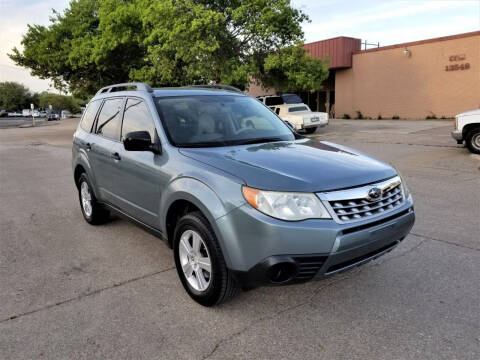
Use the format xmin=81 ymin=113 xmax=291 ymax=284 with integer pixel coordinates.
xmin=242 ymin=186 xmax=331 ymax=221
xmin=394 ymin=168 xmax=410 ymax=199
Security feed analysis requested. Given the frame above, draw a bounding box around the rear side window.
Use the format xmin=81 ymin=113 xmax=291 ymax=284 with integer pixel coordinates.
xmin=80 ymin=100 xmax=101 ymax=132
xmin=95 ymin=98 xmax=124 ymax=140
xmin=265 ymin=96 xmax=284 ymax=106
xmin=288 ymin=106 xmax=308 ymax=112
xmin=121 ymin=98 xmax=156 ymax=142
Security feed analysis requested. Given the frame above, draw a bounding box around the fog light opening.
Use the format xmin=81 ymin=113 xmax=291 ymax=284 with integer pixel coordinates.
xmin=267 ymin=262 xmax=297 ymax=284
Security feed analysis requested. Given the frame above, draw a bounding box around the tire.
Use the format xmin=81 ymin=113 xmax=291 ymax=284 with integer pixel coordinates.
xmin=465 ymin=128 xmax=480 ymax=154
xmin=77 ymin=173 xmax=110 ymax=225
xmin=304 ymin=126 xmax=318 ymax=134
xmin=173 ymin=211 xmax=239 ymax=306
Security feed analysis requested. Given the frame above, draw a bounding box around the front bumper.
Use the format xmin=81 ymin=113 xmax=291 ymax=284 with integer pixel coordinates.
xmin=451 ymin=129 xmax=463 ymax=143
xmin=216 ymin=198 xmax=415 ymax=287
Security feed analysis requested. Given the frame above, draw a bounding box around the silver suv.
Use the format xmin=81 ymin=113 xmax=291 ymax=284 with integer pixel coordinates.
xmin=72 ymin=83 xmax=415 ymax=306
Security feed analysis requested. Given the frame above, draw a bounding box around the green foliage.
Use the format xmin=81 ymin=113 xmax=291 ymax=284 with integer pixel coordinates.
xmin=355 ymin=110 xmax=364 ymax=120
xmin=342 ymin=113 xmax=351 ymax=119
xmin=426 ymin=114 xmax=437 ymax=119
xmin=377 ymin=114 xmax=382 ymax=120
xmin=262 ymin=45 xmax=329 ymax=92
xmin=392 ymin=115 xmax=400 ymax=120
xmin=0 ymin=82 xmax=37 ymax=111
xmin=38 ymin=93 xmax=81 ymax=113
xmin=10 ymin=0 xmax=324 ymax=97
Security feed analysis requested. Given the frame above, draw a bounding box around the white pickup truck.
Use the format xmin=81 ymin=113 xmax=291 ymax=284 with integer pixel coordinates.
xmin=271 ymin=104 xmax=328 ymax=134
xmin=451 ymin=109 xmax=480 ymax=154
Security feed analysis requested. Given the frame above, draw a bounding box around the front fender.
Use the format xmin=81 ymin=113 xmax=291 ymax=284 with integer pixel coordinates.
xmin=160 ymin=176 xmax=244 ymax=268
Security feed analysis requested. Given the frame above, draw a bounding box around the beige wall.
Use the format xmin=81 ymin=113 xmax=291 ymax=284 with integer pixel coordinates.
xmin=246 ymin=80 xmax=277 ymax=97
xmin=335 ymin=33 xmax=480 ymax=119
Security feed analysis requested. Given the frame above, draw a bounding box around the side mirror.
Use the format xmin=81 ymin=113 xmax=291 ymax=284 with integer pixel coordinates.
xmin=124 ymin=131 xmax=156 ymax=152
xmin=285 ymin=121 xmax=295 ymax=131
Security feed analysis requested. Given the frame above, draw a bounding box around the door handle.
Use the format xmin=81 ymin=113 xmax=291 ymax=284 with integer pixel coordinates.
xmin=85 ymin=142 xmax=92 ymax=151
xmin=111 ymin=152 xmax=121 ymax=161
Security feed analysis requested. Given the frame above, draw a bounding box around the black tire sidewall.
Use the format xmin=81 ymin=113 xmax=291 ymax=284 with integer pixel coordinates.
xmin=466 ymin=129 xmax=480 ymax=154
xmin=173 ymin=213 xmax=226 ymax=306
xmin=304 ymin=127 xmax=318 ymax=134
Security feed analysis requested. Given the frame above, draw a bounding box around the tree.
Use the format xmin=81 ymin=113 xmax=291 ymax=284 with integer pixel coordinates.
xmin=262 ymin=45 xmax=329 ymax=92
xmin=38 ymin=93 xmax=81 ymax=113
xmin=0 ymin=82 xmax=36 ymax=111
xmin=10 ymin=0 xmax=328 ymax=96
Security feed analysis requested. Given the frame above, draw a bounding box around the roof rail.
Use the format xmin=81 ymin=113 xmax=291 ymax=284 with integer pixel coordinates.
xmin=188 ymin=84 xmax=242 ymax=93
xmin=96 ymin=82 xmax=153 ymax=95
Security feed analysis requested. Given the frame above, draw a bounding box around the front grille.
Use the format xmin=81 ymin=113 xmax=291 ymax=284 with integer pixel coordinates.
xmin=319 ymin=176 xmax=405 ymax=224
xmin=291 ymin=255 xmax=328 ymax=281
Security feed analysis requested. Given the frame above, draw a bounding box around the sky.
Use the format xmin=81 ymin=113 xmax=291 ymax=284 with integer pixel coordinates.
xmin=0 ymin=0 xmax=479 ymax=93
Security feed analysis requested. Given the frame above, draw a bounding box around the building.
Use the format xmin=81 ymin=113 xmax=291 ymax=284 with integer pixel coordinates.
xmin=248 ymin=31 xmax=480 ymax=119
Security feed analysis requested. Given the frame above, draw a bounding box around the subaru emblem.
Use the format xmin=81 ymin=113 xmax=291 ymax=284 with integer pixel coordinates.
xmin=367 ymin=187 xmax=382 ymax=201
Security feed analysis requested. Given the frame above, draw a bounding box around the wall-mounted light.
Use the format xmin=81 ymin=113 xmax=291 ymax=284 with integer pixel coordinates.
xmin=403 ymin=47 xmax=411 ymax=57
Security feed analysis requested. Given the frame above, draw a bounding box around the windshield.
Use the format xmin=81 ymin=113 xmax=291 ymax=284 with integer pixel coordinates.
xmin=155 ymin=95 xmax=295 ymax=147
xmin=288 ymin=106 xmax=309 ymax=112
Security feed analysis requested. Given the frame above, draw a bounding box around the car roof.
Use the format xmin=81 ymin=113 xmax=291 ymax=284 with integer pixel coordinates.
xmin=92 ymin=87 xmax=246 ymax=101
xmin=152 ymin=88 xmax=246 ymax=97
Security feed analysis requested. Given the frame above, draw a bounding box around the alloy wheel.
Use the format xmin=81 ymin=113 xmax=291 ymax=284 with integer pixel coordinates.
xmin=178 ymin=230 xmax=212 ymax=292
xmin=80 ymin=181 xmax=93 ymax=217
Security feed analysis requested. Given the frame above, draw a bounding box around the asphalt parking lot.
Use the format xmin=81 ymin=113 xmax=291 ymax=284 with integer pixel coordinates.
xmin=0 ymin=118 xmax=478 ymax=359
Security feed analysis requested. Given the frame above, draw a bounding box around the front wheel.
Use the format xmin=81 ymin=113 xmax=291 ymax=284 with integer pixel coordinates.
xmin=173 ymin=212 xmax=239 ymax=306
xmin=304 ymin=126 xmax=318 ymax=134
xmin=466 ymin=128 xmax=480 ymax=154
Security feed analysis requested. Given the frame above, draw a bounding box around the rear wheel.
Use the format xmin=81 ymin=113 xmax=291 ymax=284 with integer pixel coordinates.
xmin=466 ymin=128 xmax=480 ymax=154
xmin=304 ymin=126 xmax=318 ymax=134
xmin=77 ymin=173 xmax=110 ymax=224
xmin=173 ymin=211 xmax=239 ymax=306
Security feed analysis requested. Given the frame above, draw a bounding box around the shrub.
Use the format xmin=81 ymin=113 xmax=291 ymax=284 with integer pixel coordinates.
xmin=355 ymin=110 xmax=364 ymax=119
xmin=377 ymin=115 xmax=382 ymax=120
xmin=342 ymin=113 xmax=351 ymax=119
xmin=426 ymin=114 xmax=437 ymax=119
xmin=392 ymin=115 xmax=400 ymax=120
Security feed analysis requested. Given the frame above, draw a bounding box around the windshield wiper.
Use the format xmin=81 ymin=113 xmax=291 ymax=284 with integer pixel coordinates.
xmin=235 ymin=137 xmax=285 ymax=145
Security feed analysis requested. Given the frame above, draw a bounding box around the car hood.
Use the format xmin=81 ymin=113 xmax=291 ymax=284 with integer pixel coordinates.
xmin=458 ymin=108 xmax=480 ymax=117
xmin=179 ymin=138 xmax=397 ymax=192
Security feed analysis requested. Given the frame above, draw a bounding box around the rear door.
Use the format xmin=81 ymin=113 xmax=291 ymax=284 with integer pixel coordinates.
xmin=89 ymin=97 xmax=125 ymax=203
xmin=110 ymin=97 xmax=162 ymax=227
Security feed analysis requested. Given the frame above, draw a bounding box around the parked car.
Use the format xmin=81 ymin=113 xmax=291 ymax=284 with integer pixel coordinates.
xmin=271 ymin=103 xmax=328 ymax=134
xmin=48 ymin=112 xmax=59 ymax=121
xmin=39 ymin=111 xmax=47 ymax=117
xmin=22 ymin=109 xmax=31 ymax=117
xmin=0 ymin=110 xmax=7 ymax=117
xmin=281 ymin=93 xmax=303 ymax=104
xmin=451 ymin=109 xmax=480 ymax=154
xmin=256 ymin=94 xmax=284 ymax=107
xmin=8 ymin=112 xmax=22 ymax=117
xmin=257 ymin=93 xmax=303 ymax=106
xmin=72 ymin=82 xmax=415 ymax=306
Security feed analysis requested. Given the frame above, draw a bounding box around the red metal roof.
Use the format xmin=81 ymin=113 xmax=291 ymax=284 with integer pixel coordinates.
xmin=304 ymin=37 xmax=361 ymax=69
